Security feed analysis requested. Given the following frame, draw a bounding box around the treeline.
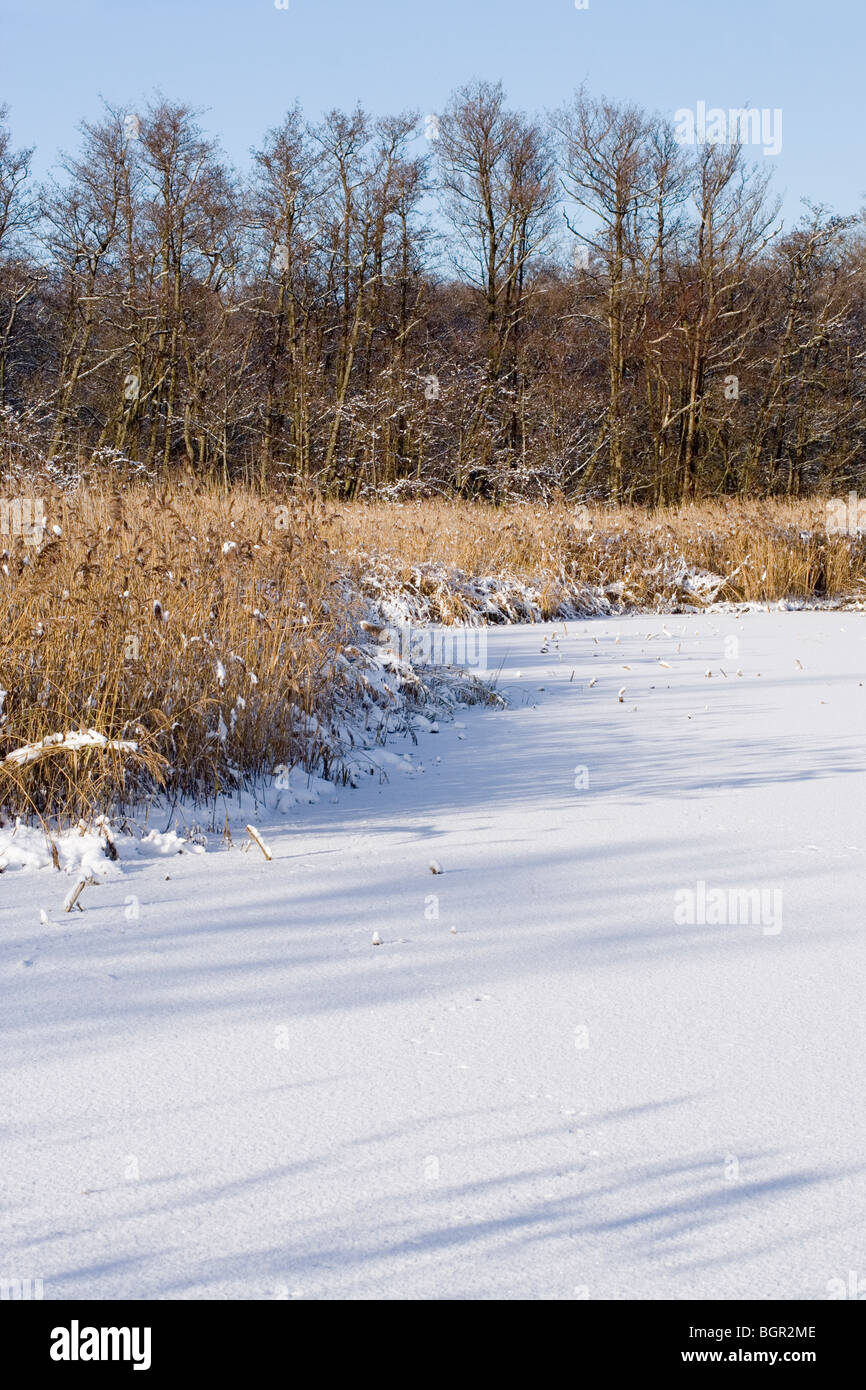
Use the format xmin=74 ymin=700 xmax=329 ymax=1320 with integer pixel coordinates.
xmin=1 ymin=83 xmax=864 ymax=502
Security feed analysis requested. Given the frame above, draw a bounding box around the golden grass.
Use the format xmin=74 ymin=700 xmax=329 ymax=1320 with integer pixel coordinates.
xmin=328 ymin=497 xmax=866 ymax=617
xmin=0 ymin=483 xmax=358 ymax=825
xmin=1 ymin=482 xmax=863 ymax=824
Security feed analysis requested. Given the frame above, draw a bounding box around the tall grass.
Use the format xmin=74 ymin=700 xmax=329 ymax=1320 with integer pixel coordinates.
xmin=1 ymin=482 xmax=863 ymax=825
xmin=330 ymin=497 xmax=866 ymax=619
xmin=0 ymin=483 xmax=359 ymax=825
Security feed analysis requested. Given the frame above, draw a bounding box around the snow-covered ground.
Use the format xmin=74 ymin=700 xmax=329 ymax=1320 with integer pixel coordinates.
xmin=1 ymin=610 xmax=865 ymax=1300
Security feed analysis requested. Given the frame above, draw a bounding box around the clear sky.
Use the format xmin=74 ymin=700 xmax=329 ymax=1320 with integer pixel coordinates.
xmin=0 ymin=0 xmax=861 ymax=228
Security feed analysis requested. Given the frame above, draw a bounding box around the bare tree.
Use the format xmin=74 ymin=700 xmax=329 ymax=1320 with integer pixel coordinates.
xmin=438 ymin=80 xmax=555 ymax=488
xmin=0 ymin=106 xmax=39 ymax=409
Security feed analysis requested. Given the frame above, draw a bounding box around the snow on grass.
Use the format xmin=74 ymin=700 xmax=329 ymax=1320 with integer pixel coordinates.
xmin=358 ymin=552 xmax=866 ymax=628
xmin=3 ymin=729 xmax=139 ymax=768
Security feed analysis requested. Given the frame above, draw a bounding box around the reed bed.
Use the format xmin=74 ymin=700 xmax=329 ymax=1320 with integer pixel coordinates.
xmin=330 ymin=497 xmax=866 ymax=619
xmin=1 ymin=481 xmax=863 ymax=825
xmin=0 ymin=484 xmax=359 ymax=825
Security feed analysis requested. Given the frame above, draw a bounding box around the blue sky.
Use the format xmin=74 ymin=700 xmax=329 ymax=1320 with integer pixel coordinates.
xmin=0 ymin=0 xmax=861 ymax=227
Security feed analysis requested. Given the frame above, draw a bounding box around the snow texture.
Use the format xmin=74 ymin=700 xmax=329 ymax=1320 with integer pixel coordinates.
xmin=1 ymin=611 xmax=865 ymax=1300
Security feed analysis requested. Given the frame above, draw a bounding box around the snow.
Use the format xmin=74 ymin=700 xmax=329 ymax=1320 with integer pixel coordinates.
xmin=1 ymin=611 xmax=865 ymax=1300
xmin=361 ymin=553 xmax=866 ymax=628
xmin=0 ymin=820 xmax=202 ymax=878
xmin=3 ymin=728 xmax=138 ymax=769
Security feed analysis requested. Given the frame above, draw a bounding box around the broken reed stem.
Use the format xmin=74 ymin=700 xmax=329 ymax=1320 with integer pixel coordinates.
xmin=63 ymin=877 xmax=87 ymax=913
xmin=245 ymin=825 xmax=272 ymax=860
